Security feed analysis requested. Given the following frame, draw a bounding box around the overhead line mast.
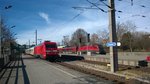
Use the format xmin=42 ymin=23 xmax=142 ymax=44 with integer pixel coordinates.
xmin=73 ymin=0 xmax=119 ymax=72
xmin=35 ymin=30 xmax=37 ymax=46
xmin=108 ymin=0 xmax=118 ymax=72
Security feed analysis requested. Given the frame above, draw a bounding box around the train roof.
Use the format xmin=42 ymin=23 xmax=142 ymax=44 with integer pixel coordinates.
xmin=35 ymin=41 xmax=56 ymax=47
xmin=26 ymin=47 xmax=34 ymax=50
xmin=43 ymin=41 xmax=56 ymax=44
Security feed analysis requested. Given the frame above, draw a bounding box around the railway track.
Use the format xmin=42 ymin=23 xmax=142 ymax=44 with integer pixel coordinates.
xmin=55 ymin=59 xmax=150 ymax=84
xmin=75 ymin=60 xmax=150 ymax=73
xmin=80 ymin=60 xmax=140 ymax=71
xmin=79 ymin=60 xmax=150 ymax=82
xmin=56 ymin=62 xmax=128 ymax=84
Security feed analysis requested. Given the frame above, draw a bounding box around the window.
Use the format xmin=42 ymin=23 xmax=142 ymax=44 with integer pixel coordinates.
xmin=45 ymin=44 xmax=57 ymax=48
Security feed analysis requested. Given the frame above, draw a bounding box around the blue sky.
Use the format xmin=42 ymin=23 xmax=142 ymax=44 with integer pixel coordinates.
xmin=1 ymin=0 xmax=150 ymax=45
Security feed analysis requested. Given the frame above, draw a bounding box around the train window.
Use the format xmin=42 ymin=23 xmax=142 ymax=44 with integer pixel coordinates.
xmin=46 ymin=44 xmax=57 ymax=48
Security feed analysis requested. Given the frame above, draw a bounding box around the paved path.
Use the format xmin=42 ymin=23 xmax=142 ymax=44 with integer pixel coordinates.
xmin=0 ymin=54 xmax=112 ymax=84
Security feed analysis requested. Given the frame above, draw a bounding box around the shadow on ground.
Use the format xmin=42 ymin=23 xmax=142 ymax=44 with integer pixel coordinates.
xmin=60 ymin=55 xmax=84 ymax=62
xmin=0 ymin=55 xmax=30 ymax=84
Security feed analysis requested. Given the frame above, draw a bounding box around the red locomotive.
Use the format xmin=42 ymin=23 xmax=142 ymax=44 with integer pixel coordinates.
xmin=26 ymin=41 xmax=59 ymax=61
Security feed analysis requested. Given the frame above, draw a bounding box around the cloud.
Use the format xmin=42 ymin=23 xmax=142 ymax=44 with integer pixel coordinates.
xmin=17 ymin=20 xmax=108 ymax=45
xmin=15 ymin=0 xmax=150 ymax=45
xmin=18 ymin=10 xmax=109 ymax=45
xmin=39 ymin=12 xmax=50 ymax=24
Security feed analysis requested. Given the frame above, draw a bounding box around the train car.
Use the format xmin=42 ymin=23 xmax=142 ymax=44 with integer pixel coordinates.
xmin=58 ymin=47 xmax=77 ymax=54
xmin=78 ymin=45 xmax=106 ymax=54
xmin=58 ymin=45 xmax=106 ymax=54
xmin=25 ymin=47 xmax=34 ymax=55
xmin=78 ymin=45 xmax=99 ymax=52
xmin=34 ymin=41 xmax=59 ymax=60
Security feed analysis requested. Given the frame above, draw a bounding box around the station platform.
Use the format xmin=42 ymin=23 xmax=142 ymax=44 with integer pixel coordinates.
xmin=0 ymin=54 xmax=113 ymax=84
xmin=0 ymin=55 xmax=29 ymax=84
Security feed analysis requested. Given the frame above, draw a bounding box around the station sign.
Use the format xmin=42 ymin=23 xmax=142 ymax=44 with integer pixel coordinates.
xmin=106 ymin=42 xmax=116 ymax=47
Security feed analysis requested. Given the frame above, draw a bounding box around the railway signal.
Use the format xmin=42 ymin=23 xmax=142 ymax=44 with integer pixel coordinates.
xmin=79 ymin=38 xmax=82 ymax=43
xmin=87 ymin=33 xmax=90 ymax=42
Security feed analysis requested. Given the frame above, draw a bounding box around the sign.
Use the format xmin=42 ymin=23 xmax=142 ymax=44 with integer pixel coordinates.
xmin=106 ymin=42 xmax=116 ymax=47
xmin=117 ymin=42 xmax=121 ymax=46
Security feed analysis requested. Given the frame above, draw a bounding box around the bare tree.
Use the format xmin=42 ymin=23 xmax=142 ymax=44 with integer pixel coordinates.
xmin=116 ymin=21 xmax=137 ymax=52
xmin=124 ymin=21 xmax=136 ymax=52
xmin=97 ymin=29 xmax=109 ymax=45
xmin=133 ymin=32 xmax=150 ymax=51
xmin=116 ymin=22 xmax=128 ymax=41
xmin=1 ymin=19 xmax=16 ymax=56
xmin=62 ymin=35 xmax=70 ymax=47
xmin=90 ymin=33 xmax=99 ymax=45
xmin=70 ymin=28 xmax=88 ymax=46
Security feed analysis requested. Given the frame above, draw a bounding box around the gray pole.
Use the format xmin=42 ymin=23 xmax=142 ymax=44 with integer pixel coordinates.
xmin=87 ymin=33 xmax=90 ymax=55
xmin=35 ymin=30 xmax=37 ymax=45
xmin=108 ymin=0 xmax=118 ymax=72
xmin=29 ymin=39 xmax=30 ymax=48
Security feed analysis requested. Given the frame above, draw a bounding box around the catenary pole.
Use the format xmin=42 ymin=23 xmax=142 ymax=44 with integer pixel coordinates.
xmin=35 ymin=30 xmax=37 ymax=46
xmin=108 ymin=0 xmax=118 ymax=72
xmin=29 ymin=39 xmax=30 ymax=48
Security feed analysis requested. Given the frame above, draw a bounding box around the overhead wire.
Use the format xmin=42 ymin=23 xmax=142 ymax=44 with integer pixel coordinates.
xmin=90 ymin=0 xmax=106 ymax=7
xmin=116 ymin=0 xmax=150 ymax=31
xmin=70 ymin=0 xmax=108 ymax=21
xmin=99 ymin=0 xmax=123 ymax=13
xmin=72 ymin=7 xmax=99 ymax=10
xmin=99 ymin=0 xmax=111 ymax=9
xmin=70 ymin=0 xmax=108 ymax=22
xmin=120 ymin=0 xmax=148 ymax=8
xmin=69 ymin=10 xmax=84 ymax=22
xmin=116 ymin=0 xmax=149 ymax=19
xmin=60 ymin=0 xmax=149 ymax=28
xmin=86 ymin=0 xmax=107 ymax=13
xmin=53 ymin=0 xmax=107 ymax=36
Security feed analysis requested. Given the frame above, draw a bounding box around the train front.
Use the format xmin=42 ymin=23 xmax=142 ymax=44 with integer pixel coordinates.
xmin=44 ymin=41 xmax=59 ymax=61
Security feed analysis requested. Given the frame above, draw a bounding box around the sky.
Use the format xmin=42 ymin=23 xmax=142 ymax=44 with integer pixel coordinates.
xmin=1 ymin=0 xmax=150 ymax=45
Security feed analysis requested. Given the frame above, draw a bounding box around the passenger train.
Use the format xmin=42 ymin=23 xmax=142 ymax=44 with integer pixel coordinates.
xmin=25 ymin=41 xmax=59 ymax=61
xmin=26 ymin=41 xmax=106 ymax=61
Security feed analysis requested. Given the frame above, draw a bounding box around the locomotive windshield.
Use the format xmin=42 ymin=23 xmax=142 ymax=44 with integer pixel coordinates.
xmin=46 ymin=44 xmax=57 ymax=48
